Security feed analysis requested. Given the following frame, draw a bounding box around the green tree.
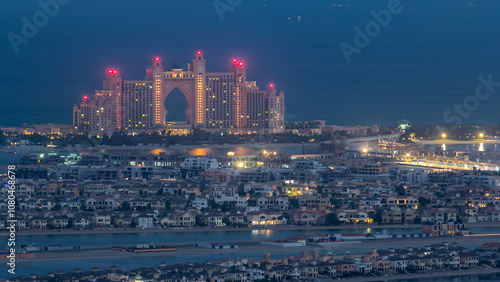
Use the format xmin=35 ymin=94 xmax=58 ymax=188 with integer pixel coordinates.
xmin=0 ymin=130 xmax=7 ymax=146
xmin=347 ymin=201 xmax=357 ymax=209
xmin=289 ymin=198 xmax=299 ymax=209
xmin=325 ymin=213 xmax=341 ymax=225
xmin=395 ymin=185 xmax=406 ymax=196
xmin=330 ymin=197 xmax=341 ymax=208
xmin=372 ymin=210 xmax=383 ymax=224
xmin=418 ymin=197 xmax=430 ymax=207
xmin=221 ymin=203 xmax=230 ymax=212
xmin=238 ymin=183 xmax=246 ymax=197
xmin=316 ymin=185 xmax=324 ymax=194
xmin=121 ymin=201 xmax=131 ymax=210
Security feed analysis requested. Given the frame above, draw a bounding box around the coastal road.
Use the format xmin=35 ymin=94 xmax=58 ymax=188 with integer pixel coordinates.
xmin=345 ymin=133 xmax=402 ymax=144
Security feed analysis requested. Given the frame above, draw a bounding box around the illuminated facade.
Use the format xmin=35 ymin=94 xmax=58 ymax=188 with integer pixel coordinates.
xmin=73 ymin=50 xmax=285 ymax=135
xmin=73 ymin=91 xmax=118 ymax=135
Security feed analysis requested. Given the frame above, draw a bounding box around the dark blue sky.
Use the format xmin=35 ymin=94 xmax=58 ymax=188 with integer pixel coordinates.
xmin=1 ymin=0 xmax=499 ymax=126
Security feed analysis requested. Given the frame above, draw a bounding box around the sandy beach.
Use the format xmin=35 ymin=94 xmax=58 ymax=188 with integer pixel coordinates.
xmin=3 ymin=221 xmax=498 ymax=237
xmin=1 ymin=223 xmax=421 ymax=236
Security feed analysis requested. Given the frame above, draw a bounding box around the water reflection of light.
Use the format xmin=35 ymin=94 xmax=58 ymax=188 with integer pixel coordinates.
xmin=479 ymin=143 xmax=484 ymax=152
xmin=150 ymin=149 xmax=167 ymax=155
xmin=251 ymin=229 xmax=273 ymax=237
xmin=442 ymin=144 xmax=446 ymax=151
xmin=189 ymin=148 xmax=212 ymax=156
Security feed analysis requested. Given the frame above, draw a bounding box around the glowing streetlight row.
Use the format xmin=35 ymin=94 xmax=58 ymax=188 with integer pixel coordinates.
xmin=441 ymin=132 xmax=485 ymax=139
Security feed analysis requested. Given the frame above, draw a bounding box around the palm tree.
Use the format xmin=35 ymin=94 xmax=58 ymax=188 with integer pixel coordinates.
xmin=92 ymin=266 xmax=99 ymax=272
xmin=74 ymin=268 xmax=81 ymax=273
xmin=110 ymin=265 xmax=118 ymax=271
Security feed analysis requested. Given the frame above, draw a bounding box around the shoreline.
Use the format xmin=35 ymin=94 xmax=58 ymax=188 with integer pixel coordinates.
xmin=412 ymin=139 xmax=500 ymax=145
xmin=3 ymin=223 xmax=418 ymax=236
xmin=2 ymin=221 xmax=498 ymax=237
xmin=0 ymin=142 xmax=315 ymax=153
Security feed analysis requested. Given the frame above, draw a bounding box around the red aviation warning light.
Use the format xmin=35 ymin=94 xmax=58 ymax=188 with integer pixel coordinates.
xmin=113 ymin=70 xmax=117 ymax=74
xmin=197 ymin=51 xmax=202 ymax=55
xmin=232 ymin=58 xmax=238 ymax=65
xmin=155 ymin=57 xmax=160 ymax=61
xmin=239 ymin=61 xmax=244 ymax=67
xmin=108 ymin=70 xmax=113 ymax=74
xmin=269 ymin=84 xmax=274 ymax=88
xmin=83 ymin=96 xmax=88 ymax=100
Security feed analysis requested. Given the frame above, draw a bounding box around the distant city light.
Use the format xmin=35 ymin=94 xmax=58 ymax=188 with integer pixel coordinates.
xmin=362 ymin=148 xmax=368 ymax=153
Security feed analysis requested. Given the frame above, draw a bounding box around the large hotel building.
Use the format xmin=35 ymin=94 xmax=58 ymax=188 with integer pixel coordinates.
xmin=73 ymin=50 xmax=285 ymax=135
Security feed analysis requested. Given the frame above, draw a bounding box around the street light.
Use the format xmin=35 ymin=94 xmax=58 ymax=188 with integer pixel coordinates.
xmin=479 ymin=133 xmax=484 ymax=138
xmin=362 ymin=148 xmax=368 ymax=153
xmin=442 ymin=133 xmax=446 ymax=139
